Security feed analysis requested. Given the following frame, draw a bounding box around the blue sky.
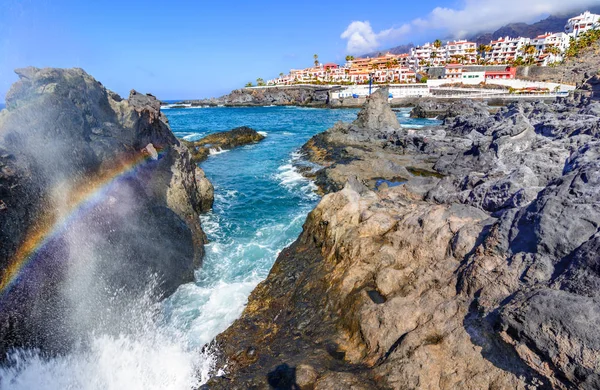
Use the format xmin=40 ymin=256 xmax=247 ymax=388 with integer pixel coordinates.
xmin=0 ymin=0 xmax=597 ymax=102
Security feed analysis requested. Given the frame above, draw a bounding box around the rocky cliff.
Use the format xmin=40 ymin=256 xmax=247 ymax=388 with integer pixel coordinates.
xmin=0 ymin=67 xmax=213 ymax=356
xmin=210 ymin=81 xmax=600 ymax=389
xmin=184 ymin=86 xmax=330 ymax=107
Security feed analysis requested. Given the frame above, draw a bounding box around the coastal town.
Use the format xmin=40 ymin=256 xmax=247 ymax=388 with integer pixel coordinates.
xmin=262 ymin=11 xmax=599 ymax=87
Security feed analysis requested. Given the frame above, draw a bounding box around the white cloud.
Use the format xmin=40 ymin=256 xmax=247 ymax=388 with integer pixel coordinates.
xmin=340 ymin=21 xmax=380 ymax=55
xmin=341 ymin=0 xmax=599 ymax=53
xmin=340 ymin=21 xmax=411 ymax=54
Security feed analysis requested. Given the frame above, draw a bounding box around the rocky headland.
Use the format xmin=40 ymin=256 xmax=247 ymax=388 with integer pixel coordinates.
xmin=209 ymin=67 xmax=600 ymax=389
xmin=182 ymin=126 xmax=265 ymax=163
xmin=0 ymin=68 xmax=214 ymax=356
xmin=182 ymin=86 xmax=330 ymax=107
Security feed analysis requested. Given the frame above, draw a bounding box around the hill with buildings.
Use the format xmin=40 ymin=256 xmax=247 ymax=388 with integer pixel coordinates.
xmin=470 ymin=5 xmax=600 ymax=45
xmin=372 ymin=6 xmax=600 ymax=57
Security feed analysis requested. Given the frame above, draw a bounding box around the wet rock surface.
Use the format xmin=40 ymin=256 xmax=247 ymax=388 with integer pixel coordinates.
xmin=0 ymin=67 xmax=213 ymax=357
xmin=182 ymin=126 xmax=265 ymax=163
xmin=211 ymin=75 xmax=600 ymax=388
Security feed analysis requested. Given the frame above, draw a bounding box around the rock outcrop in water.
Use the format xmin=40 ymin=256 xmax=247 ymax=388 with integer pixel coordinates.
xmin=182 ymin=126 xmax=265 ymax=163
xmin=211 ymin=76 xmax=600 ymax=388
xmin=0 ymin=67 xmax=213 ymax=356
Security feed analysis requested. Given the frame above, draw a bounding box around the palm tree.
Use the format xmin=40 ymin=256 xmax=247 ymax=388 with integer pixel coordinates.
xmin=245 ymin=82 xmax=253 ymax=87
xmin=520 ymin=44 xmax=536 ymax=59
xmin=313 ymin=54 xmax=319 ymax=67
xmin=392 ymin=58 xmax=399 ymax=67
xmin=477 ymin=44 xmax=487 ymax=56
xmin=279 ymin=72 xmax=284 ymax=78
xmin=433 ymin=39 xmax=443 ymax=49
xmin=546 ymin=45 xmax=561 ymax=56
xmin=345 ymin=55 xmax=355 ymax=62
xmin=256 ymin=78 xmax=265 ymax=86
xmin=512 ymin=56 xmax=525 ymax=67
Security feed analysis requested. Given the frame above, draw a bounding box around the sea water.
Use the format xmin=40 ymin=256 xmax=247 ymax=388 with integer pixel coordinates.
xmin=0 ymin=106 xmax=438 ymax=389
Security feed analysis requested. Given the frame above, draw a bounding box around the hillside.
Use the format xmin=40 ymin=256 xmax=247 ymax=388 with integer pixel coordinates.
xmin=470 ymin=5 xmax=600 ymax=45
xmin=368 ymin=5 xmax=600 ymax=56
xmin=361 ymin=43 xmax=415 ymax=57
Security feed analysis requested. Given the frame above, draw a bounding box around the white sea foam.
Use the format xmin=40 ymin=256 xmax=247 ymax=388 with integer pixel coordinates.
xmin=275 ymin=159 xmax=318 ymax=199
xmin=0 ymin=289 xmax=222 ymax=390
xmin=257 ymin=131 xmax=268 ymax=137
xmin=182 ymin=133 xmax=203 ymax=141
xmin=165 ymin=279 xmax=260 ymax=349
xmin=161 ymin=103 xmax=192 ymax=109
xmin=208 ymin=147 xmax=230 ymax=156
xmin=401 ymin=124 xmax=425 ymax=129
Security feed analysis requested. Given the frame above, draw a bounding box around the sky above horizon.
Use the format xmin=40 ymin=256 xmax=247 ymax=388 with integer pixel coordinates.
xmin=1 ymin=0 xmax=598 ymax=102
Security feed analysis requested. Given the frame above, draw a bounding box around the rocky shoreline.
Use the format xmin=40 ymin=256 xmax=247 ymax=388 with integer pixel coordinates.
xmin=209 ymin=65 xmax=600 ymax=388
xmin=181 ymin=85 xmax=331 ymax=107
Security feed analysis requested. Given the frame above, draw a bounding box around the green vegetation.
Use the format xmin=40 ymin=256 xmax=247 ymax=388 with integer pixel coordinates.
xmin=256 ymin=78 xmax=265 ymax=86
xmin=345 ymin=55 xmax=355 ymax=62
xmin=313 ymin=54 xmax=319 ymax=67
xmin=565 ymin=28 xmax=600 ymax=58
xmin=433 ymin=39 xmax=442 ymax=49
xmin=245 ymin=82 xmax=254 ymax=87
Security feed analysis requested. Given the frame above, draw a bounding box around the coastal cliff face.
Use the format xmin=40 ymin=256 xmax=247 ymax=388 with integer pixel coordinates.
xmin=211 ymin=84 xmax=600 ymax=389
xmin=0 ymin=67 xmax=213 ymax=355
xmin=186 ymin=86 xmax=329 ymax=107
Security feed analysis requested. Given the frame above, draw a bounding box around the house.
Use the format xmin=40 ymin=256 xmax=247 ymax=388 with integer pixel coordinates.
xmin=488 ymin=36 xmax=531 ymax=64
xmin=485 ymin=66 xmax=517 ymax=80
xmin=444 ymin=40 xmax=477 ymax=64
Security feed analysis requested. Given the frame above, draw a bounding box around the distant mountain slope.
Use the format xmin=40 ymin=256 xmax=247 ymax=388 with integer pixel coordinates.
xmin=470 ymin=6 xmax=600 ymax=44
xmin=360 ymin=43 xmax=414 ymax=58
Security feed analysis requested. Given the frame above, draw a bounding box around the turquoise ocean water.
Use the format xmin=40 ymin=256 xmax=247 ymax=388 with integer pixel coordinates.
xmin=0 ymin=106 xmax=438 ymax=389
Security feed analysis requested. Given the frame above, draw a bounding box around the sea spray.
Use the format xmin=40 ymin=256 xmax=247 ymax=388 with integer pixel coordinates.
xmin=1 ymin=106 xmax=437 ymax=388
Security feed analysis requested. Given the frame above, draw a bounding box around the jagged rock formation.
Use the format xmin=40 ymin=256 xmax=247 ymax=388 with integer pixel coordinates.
xmin=184 ymin=86 xmax=330 ymax=107
xmin=210 ymin=75 xmax=600 ymax=388
xmin=410 ymin=98 xmax=492 ymax=120
xmin=182 ymin=126 xmax=265 ymax=163
xmin=0 ymin=67 xmax=213 ymax=356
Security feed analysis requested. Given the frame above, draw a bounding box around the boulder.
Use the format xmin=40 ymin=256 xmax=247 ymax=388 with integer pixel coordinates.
xmin=0 ymin=67 xmax=213 ymax=356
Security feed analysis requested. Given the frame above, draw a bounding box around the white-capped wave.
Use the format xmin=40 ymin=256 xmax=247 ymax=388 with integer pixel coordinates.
xmin=182 ymin=133 xmax=203 ymax=141
xmin=257 ymin=131 xmax=268 ymax=137
xmin=209 ymin=147 xmax=230 ymax=156
xmin=275 ymin=161 xmax=318 ymax=199
xmin=161 ymin=103 xmax=192 ymax=109
xmin=401 ymin=124 xmax=425 ymax=129
xmin=0 ymin=288 xmax=222 ymax=390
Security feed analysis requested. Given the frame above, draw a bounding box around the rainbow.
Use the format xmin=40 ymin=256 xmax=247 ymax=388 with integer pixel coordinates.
xmin=0 ymin=147 xmax=163 ymax=296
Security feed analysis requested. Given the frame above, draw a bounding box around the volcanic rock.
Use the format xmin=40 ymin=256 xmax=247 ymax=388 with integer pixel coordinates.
xmin=213 ymin=72 xmax=600 ymax=389
xmin=0 ymin=67 xmax=213 ymax=356
xmin=182 ymin=126 xmax=265 ymax=163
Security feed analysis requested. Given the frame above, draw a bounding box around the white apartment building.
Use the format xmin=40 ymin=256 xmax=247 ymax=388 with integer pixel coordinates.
xmin=372 ymin=68 xmax=416 ymax=83
xmin=565 ymin=11 xmax=600 ymax=37
xmin=531 ymin=32 xmax=571 ymax=65
xmin=444 ymin=40 xmax=477 ymax=64
xmin=488 ymin=36 xmax=531 ymax=63
xmin=410 ymin=43 xmax=445 ymax=67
